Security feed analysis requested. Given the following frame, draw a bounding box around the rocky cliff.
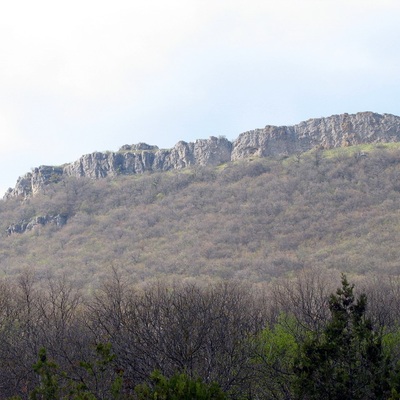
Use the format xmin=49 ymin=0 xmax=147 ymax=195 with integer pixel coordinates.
xmin=231 ymin=112 xmax=400 ymax=159
xmin=6 ymin=112 xmax=400 ymax=200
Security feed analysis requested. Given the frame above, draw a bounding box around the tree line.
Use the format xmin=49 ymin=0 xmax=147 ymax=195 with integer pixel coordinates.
xmin=1 ymin=268 xmax=400 ymax=398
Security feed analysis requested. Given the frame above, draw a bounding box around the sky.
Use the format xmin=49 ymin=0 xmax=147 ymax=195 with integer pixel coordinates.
xmin=1 ymin=0 xmax=400 ymax=195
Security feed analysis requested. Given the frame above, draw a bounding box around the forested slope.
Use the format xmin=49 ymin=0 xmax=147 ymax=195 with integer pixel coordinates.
xmin=1 ymin=143 xmax=400 ymax=287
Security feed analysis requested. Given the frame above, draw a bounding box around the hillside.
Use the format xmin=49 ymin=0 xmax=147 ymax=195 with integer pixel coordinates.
xmin=1 ymin=136 xmax=400 ymax=287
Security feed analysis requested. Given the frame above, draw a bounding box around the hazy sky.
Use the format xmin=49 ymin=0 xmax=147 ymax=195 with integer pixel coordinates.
xmin=1 ymin=0 xmax=399 ymax=195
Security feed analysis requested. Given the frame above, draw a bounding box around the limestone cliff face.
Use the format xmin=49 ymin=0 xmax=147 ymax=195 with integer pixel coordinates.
xmin=63 ymin=136 xmax=232 ymax=179
xmin=4 ymin=166 xmax=64 ymax=200
xmin=231 ymin=112 xmax=400 ymax=160
xmin=6 ymin=112 xmax=400 ymax=200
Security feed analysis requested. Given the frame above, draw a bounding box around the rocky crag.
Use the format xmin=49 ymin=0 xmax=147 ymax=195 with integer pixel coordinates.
xmin=6 ymin=214 xmax=67 ymax=235
xmin=6 ymin=111 xmax=400 ymax=201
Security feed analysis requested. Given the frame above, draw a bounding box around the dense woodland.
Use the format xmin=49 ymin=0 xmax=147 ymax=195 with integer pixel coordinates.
xmin=1 ymin=144 xmax=400 ymax=398
xmin=1 ymin=143 xmax=400 ymax=287
xmin=0 ymin=269 xmax=398 ymax=398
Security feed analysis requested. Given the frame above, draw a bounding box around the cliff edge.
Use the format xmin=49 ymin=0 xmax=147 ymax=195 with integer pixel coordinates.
xmin=6 ymin=112 xmax=400 ymax=200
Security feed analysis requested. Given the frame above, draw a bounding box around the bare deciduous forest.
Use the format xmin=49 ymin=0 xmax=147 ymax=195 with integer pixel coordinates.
xmin=1 ymin=144 xmax=400 ymax=286
xmin=0 ymin=269 xmax=398 ymax=398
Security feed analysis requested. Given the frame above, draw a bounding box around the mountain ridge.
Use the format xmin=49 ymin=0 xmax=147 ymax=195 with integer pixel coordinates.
xmin=2 ymin=128 xmax=400 ymax=284
xmin=6 ymin=111 xmax=400 ymax=200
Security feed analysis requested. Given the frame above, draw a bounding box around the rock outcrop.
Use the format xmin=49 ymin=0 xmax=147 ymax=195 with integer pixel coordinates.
xmin=231 ymin=112 xmax=400 ymax=160
xmin=6 ymin=112 xmax=400 ymax=200
xmin=4 ymin=166 xmax=64 ymax=200
xmin=6 ymin=214 xmax=67 ymax=235
xmin=63 ymin=136 xmax=232 ymax=180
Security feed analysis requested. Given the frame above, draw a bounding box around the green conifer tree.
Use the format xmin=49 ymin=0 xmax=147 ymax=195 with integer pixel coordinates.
xmin=30 ymin=348 xmax=60 ymax=400
xmin=294 ymin=275 xmax=391 ymax=400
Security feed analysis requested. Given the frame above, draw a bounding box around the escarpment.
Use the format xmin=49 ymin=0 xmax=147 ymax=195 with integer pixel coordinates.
xmin=231 ymin=112 xmax=400 ymax=159
xmin=6 ymin=112 xmax=400 ymax=201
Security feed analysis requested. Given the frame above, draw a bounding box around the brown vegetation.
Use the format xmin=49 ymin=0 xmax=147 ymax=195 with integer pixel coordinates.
xmin=1 ymin=145 xmax=400 ymax=287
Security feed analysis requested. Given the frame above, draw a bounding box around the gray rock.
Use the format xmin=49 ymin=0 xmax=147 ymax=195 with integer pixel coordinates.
xmin=119 ymin=143 xmax=159 ymax=152
xmin=4 ymin=166 xmax=63 ymax=200
xmin=231 ymin=112 xmax=400 ymax=160
xmin=6 ymin=214 xmax=67 ymax=235
xmin=194 ymin=136 xmax=232 ymax=166
xmin=4 ymin=174 xmax=33 ymax=200
xmin=62 ymin=136 xmax=231 ymax=180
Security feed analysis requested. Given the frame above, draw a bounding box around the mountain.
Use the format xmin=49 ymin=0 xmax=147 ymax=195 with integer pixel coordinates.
xmin=3 ymin=112 xmax=400 ymax=400
xmin=5 ymin=111 xmax=400 ymax=200
xmin=2 ymin=111 xmax=400 ymax=288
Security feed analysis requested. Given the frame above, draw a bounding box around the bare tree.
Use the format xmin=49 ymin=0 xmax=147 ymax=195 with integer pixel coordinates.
xmin=271 ymin=267 xmax=340 ymax=336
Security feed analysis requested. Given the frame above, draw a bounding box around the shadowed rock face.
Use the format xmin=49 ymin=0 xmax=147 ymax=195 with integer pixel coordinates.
xmin=5 ymin=112 xmax=400 ymax=200
xmin=6 ymin=214 xmax=67 ymax=235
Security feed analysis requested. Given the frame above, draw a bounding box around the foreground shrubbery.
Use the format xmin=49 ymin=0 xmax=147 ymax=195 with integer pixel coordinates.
xmin=31 ymin=356 xmax=228 ymax=400
xmin=1 ymin=269 xmax=400 ymax=399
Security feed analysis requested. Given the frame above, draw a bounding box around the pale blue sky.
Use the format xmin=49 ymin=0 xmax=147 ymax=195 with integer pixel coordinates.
xmin=1 ymin=0 xmax=399 ymax=195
